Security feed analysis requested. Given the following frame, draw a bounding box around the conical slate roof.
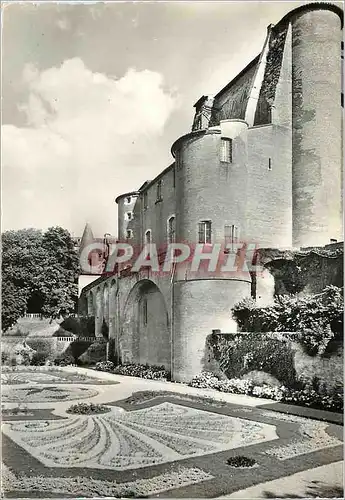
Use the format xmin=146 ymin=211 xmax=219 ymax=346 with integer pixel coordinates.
xmin=78 ymin=222 xmax=94 ymax=255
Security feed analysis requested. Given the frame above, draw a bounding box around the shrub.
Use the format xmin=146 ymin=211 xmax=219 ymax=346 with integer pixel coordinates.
xmin=27 ymin=339 xmax=53 ymax=358
xmin=60 ymin=316 xmax=96 ymax=338
xmin=70 ymin=340 xmax=91 ymax=363
xmin=53 ymin=354 xmax=75 ymax=366
xmin=101 ymin=319 xmax=109 ymax=340
xmin=113 ymin=363 xmax=170 ymax=380
xmin=94 ymin=361 xmax=170 ymax=380
xmin=226 ymin=456 xmax=256 ymax=468
xmin=208 ymin=332 xmax=299 ymax=388
xmin=60 ymin=317 xmax=81 ymax=336
xmin=30 ymin=351 xmax=47 ymax=366
xmin=66 ymin=402 xmax=110 ymax=415
xmin=189 ymin=372 xmax=343 ymax=412
xmin=1 ymin=351 xmax=9 ymax=364
xmin=95 ymin=361 xmax=115 ymax=372
xmin=232 ymin=286 xmax=343 ymax=356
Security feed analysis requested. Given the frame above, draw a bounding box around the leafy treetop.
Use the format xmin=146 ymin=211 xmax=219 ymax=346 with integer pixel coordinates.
xmin=2 ymin=226 xmax=80 ymax=331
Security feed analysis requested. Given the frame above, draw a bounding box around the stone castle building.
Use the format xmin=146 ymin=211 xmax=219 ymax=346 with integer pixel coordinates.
xmin=79 ymin=3 xmax=343 ymax=382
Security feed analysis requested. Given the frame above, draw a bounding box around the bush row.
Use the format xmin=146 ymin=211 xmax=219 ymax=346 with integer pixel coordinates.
xmin=189 ymin=372 xmax=343 ymax=413
xmin=95 ymin=361 xmax=170 ymax=380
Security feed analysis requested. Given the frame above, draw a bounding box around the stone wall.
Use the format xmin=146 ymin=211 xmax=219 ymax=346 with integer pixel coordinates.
xmin=256 ymin=245 xmax=343 ymax=301
xmin=203 ymin=332 xmax=343 ymax=394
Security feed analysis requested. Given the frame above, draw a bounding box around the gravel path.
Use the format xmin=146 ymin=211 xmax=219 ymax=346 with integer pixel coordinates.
xmin=217 ymin=460 xmax=343 ymax=498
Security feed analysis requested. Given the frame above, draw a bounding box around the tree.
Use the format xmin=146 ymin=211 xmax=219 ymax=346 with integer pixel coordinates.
xmin=39 ymin=227 xmax=80 ymax=318
xmin=1 ymin=227 xmax=80 ymax=331
xmin=1 ymin=279 xmax=28 ymax=332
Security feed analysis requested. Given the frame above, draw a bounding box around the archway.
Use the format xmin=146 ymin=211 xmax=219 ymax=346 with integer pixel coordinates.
xmin=121 ymin=280 xmax=170 ymax=369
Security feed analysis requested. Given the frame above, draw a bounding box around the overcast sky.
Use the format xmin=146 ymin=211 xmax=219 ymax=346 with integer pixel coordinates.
xmin=2 ymin=0 xmax=330 ymax=237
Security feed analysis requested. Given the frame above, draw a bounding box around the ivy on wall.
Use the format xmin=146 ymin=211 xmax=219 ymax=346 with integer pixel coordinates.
xmin=231 ymin=286 xmax=343 ymax=356
xmin=208 ymin=332 xmax=299 ymax=387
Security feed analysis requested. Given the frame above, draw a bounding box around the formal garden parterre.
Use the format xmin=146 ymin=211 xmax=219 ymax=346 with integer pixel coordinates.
xmin=1 ymin=367 xmax=343 ymax=498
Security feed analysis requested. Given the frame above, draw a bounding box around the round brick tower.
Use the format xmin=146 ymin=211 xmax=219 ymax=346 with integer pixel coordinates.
xmin=115 ymin=191 xmax=138 ymax=242
xmin=290 ymin=3 xmax=343 ymax=248
xmin=171 ymin=124 xmax=252 ymax=382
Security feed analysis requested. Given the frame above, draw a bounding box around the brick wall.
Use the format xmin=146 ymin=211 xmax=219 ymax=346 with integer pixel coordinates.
xmin=291 ymin=9 xmax=343 ymax=247
xmin=246 ymin=124 xmax=292 ymax=248
xmin=172 ymin=279 xmax=251 ymax=382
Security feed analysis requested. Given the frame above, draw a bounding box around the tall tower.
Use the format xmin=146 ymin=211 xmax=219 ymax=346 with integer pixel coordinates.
xmin=290 ymin=3 xmax=343 ymax=247
xmin=171 ymin=125 xmax=252 ymax=382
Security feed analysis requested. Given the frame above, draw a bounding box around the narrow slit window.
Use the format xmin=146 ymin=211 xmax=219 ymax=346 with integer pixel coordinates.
xmin=156 ymin=180 xmax=162 ymax=202
xmin=126 ymin=229 xmax=133 ymax=240
xmin=143 ymin=298 xmax=148 ymax=326
xmin=176 ymin=152 xmax=182 ymax=171
xmin=143 ymin=191 xmax=148 ymax=210
xmin=167 ymin=216 xmax=176 ymax=243
xmin=220 ymin=138 xmax=232 ymax=163
xmin=145 ymin=229 xmax=152 ymax=244
xmin=198 ymin=221 xmax=212 ymax=244
xmin=268 ymin=158 xmax=272 ymax=170
xmin=125 ymin=211 xmax=133 ymax=221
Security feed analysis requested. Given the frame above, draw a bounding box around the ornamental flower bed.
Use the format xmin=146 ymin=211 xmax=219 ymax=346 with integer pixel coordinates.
xmin=189 ymin=372 xmax=343 ymax=413
xmin=226 ymin=455 xmax=257 ymax=468
xmin=66 ymin=402 xmax=111 ymax=415
xmin=95 ymin=361 xmax=115 ymax=372
xmin=94 ymin=362 xmax=170 ymax=380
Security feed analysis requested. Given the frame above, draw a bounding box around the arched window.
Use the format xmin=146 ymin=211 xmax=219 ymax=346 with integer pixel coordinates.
xmin=167 ymin=215 xmax=176 ymax=243
xmin=145 ymin=229 xmax=152 ymax=244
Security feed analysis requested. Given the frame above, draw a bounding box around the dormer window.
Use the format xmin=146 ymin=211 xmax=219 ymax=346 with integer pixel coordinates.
xmin=220 ymin=138 xmax=233 ymax=163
